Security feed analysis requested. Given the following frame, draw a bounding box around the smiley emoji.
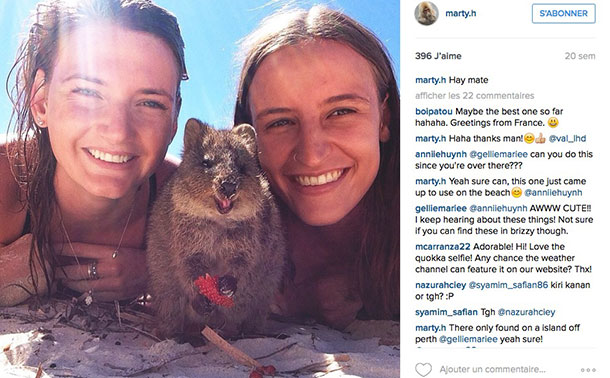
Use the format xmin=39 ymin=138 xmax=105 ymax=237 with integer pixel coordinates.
xmin=524 ymin=133 xmax=535 ymax=144
xmin=511 ymin=187 xmax=522 ymax=198
xmin=548 ymin=117 xmax=559 ymax=128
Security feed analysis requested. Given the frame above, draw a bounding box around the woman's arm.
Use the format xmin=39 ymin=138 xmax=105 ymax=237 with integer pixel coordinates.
xmin=0 ymin=143 xmax=48 ymax=306
xmin=0 ymin=234 xmax=49 ymax=306
xmin=0 ymin=143 xmax=27 ymax=244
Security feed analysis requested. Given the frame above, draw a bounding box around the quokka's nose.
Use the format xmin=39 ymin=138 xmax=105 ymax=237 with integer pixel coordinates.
xmin=220 ymin=181 xmax=237 ymax=198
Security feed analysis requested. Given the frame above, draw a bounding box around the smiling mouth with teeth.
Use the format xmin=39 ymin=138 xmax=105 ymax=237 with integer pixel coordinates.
xmin=294 ymin=169 xmax=345 ymax=186
xmin=87 ymin=148 xmax=134 ymax=164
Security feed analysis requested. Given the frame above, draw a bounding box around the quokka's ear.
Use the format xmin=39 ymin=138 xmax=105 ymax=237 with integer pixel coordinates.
xmin=232 ymin=123 xmax=257 ymax=153
xmin=184 ymin=118 xmax=211 ymax=153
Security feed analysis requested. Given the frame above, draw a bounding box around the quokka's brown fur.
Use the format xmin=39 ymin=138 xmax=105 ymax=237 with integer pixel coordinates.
xmin=146 ymin=118 xmax=285 ymax=339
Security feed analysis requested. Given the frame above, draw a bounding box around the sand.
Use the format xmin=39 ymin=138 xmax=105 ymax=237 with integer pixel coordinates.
xmin=1 ymin=300 xmax=399 ymax=377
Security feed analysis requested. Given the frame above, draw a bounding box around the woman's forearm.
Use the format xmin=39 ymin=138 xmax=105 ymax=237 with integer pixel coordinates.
xmin=0 ymin=234 xmax=49 ymax=306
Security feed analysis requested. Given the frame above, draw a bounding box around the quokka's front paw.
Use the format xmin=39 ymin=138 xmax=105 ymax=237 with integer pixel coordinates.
xmin=192 ymin=294 xmax=213 ymax=315
xmin=217 ymin=275 xmax=237 ymax=297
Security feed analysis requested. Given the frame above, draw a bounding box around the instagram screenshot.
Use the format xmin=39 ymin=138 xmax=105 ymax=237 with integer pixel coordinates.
xmin=405 ymin=1 xmax=607 ymax=377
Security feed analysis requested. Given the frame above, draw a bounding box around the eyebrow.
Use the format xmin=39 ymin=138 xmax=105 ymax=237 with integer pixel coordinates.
xmin=255 ymin=93 xmax=370 ymax=121
xmin=255 ymin=107 xmax=292 ymax=121
xmin=62 ymin=74 xmax=174 ymax=101
xmin=324 ymin=93 xmax=370 ymax=104
xmin=62 ymin=74 xmax=104 ymax=85
xmin=139 ymin=88 xmax=175 ymax=102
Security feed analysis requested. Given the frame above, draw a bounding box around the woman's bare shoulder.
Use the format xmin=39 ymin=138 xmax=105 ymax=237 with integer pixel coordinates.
xmin=154 ymin=154 xmax=180 ymax=189
xmin=0 ymin=142 xmax=28 ymax=245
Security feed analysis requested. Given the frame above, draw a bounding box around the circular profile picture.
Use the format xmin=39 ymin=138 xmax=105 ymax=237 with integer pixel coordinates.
xmin=415 ymin=1 xmax=438 ymax=25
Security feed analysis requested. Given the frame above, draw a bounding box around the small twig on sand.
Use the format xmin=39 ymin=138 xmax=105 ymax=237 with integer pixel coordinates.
xmin=283 ymin=361 xmax=346 ymax=375
xmin=59 ymin=320 xmax=88 ymax=332
xmin=254 ymin=342 xmax=298 ymax=360
xmin=121 ymin=324 xmax=161 ymax=342
xmin=282 ymin=354 xmax=350 ymax=376
xmin=201 ymin=326 xmax=262 ymax=369
xmin=114 ymin=310 xmax=154 ymax=324
xmin=35 ymin=363 xmax=43 ymax=378
xmin=114 ymin=300 xmax=122 ymax=328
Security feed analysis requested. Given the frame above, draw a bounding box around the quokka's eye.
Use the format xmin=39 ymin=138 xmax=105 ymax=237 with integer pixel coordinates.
xmin=201 ymin=159 xmax=213 ymax=168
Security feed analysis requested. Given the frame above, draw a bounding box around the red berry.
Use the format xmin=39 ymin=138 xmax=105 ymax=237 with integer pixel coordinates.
xmin=261 ymin=365 xmax=276 ymax=376
xmin=249 ymin=370 xmax=263 ymax=378
xmin=194 ymin=274 xmax=234 ymax=307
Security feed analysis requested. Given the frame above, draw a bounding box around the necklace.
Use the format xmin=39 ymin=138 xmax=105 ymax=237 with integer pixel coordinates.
xmin=59 ymin=214 xmax=93 ymax=305
xmin=58 ymin=198 xmax=137 ymax=304
xmin=112 ymin=199 xmax=136 ymax=259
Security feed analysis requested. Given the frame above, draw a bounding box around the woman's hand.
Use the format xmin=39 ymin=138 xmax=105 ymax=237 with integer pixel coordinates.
xmin=54 ymin=242 xmax=148 ymax=302
xmin=274 ymin=266 xmax=363 ymax=330
xmin=308 ymin=272 xmax=363 ymax=330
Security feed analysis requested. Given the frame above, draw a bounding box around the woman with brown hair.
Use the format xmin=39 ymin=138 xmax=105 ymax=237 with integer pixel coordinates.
xmin=0 ymin=0 xmax=187 ymax=306
xmin=234 ymin=5 xmax=400 ymax=329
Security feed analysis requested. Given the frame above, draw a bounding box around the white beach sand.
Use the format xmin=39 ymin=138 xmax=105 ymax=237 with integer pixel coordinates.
xmin=1 ymin=301 xmax=399 ymax=377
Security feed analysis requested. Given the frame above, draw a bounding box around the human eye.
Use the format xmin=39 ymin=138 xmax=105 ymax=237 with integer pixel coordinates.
xmin=266 ymin=118 xmax=293 ymax=129
xmin=139 ymin=100 xmax=168 ymax=110
xmin=72 ymin=87 xmax=101 ymax=98
xmin=330 ymin=108 xmax=356 ymax=117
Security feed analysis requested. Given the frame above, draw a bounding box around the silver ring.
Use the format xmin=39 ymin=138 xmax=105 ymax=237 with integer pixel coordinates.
xmin=88 ymin=261 xmax=99 ymax=280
